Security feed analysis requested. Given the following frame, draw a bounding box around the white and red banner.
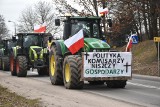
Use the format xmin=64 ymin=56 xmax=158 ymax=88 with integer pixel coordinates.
xmin=64 ymin=29 xmax=84 ymax=54
xmin=83 ymin=52 xmax=132 ymax=78
xmin=34 ymin=23 xmax=46 ymax=33
xmin=99 ymin=8 xmax=109 ymax=15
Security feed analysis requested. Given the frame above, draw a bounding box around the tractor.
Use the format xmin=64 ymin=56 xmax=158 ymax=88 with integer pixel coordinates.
xmin=49 ymin=16 xmax=132 ymax=89
xmin=0 ymin=38 xmax=16 ymax=71
xmin=10 ymin=33 xmax=52 ymax=77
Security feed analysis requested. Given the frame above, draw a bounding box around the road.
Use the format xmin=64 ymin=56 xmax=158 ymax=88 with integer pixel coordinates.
xmin=0 ymin=70 xmax=160 ymax=107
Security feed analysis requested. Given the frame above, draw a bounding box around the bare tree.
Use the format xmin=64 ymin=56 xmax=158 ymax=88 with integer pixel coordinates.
xmin=34 ymin=1 xmax=59 ymax=33
xmin=0 ymin=15 xmax=9 ymax=40
xmin=53 ymin=0 xmax=160 ymax=46
xmin=18 ymin=1 xmax=60 ymax=34
xmin=18 ymin=7 xmax=36 ymax=32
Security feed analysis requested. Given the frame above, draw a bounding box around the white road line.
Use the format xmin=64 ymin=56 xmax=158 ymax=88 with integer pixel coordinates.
xmin=128 ymin=82 xmax=160 ymax=90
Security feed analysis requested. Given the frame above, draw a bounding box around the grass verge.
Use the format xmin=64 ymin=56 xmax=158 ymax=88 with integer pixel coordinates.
xmin=0 ymin=84 xmax=41 ymax=107
xmin=116 ymin=40 xmax=158 ymax=76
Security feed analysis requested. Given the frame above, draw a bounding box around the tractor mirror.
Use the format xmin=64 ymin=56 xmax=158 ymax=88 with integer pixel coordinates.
xmin=49 ymin=36 xmax=52 ymax=42
xmin=55 ymin=19 xmax=60 ymax=26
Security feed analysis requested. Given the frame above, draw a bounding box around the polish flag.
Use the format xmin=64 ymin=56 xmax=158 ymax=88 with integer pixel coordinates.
xmin=34 ymin=23 xmax=46 ymax=33
xmin=99 ymin=8 xmax=109 ymax=15
xmin=64 ymin=29 xmax=84 ymax=54
xmin=125 ymin=36 xmax=132 ymax=52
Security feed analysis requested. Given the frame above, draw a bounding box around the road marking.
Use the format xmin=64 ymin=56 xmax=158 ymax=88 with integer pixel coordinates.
xmin=128 ymin=82 xmax=160 ymax=90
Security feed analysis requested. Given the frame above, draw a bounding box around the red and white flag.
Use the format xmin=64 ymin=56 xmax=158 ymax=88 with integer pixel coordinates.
xmin=99 ymin=8 xmax=109 ymax=15
xmin=34 ymin=23 xmax=46 ymax=33
xmin=125 ymin=36 xmax=132 ymax=52
xmin=64 ymin=29 xmax=84 ymax=54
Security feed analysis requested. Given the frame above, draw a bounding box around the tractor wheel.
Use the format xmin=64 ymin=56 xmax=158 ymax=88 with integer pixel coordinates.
xmin=117 ymin=80 xmax=127 ymax=88
xmin=16 ymin=56 xmax=28 ymax=77
xmin=49 ymin=45 xmax=63 ymax=85
xmin=10 ymin=54 xmax=16 ymax=76
xmin=63 ymin=55 xmax=84 ymax=89
xmin=0 ymin=58 xmax=2 ymax=70
xmin=2 ymin=57 xmax=10 ymax=71
xmin=106 ymin=80 xmax=127 ymax=88
xmin=88 ymin=81 xmax=104 ymax=85
xmin=38 ymin=67 xmax=49 ymax=76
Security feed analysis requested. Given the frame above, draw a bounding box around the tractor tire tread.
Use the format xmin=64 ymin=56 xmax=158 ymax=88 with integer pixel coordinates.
xmin=63 ymin=55 xmax=84 ymax=89
xmin=16 ymin=56 xmax=27 ymax=77
xmin=49 ymin=45 xmax=63 ymax=85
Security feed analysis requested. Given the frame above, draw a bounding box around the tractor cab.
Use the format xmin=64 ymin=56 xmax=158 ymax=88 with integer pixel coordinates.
xmin=55 ymin=16 xmax=110 ymax=54
xmin=56 ymin=16 xmax=104 ymax=40
xmin=16 ymin=33 xmax=51 ymax=49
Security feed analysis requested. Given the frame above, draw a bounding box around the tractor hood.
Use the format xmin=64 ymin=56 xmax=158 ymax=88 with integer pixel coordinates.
xmin=56 ymin=38 xmax=111 ymax=55
xmin=84 ymin=38 xmax=110 ymax=50
xmin=29 ymin=46 xmax=43 ymax=61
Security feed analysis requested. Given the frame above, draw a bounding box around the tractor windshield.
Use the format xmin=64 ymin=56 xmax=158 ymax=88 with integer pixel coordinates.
xmin=16 ymin=33 xmax=51 ymax=48
xmin=8 ymin=41 xmax=16 ymax=49
xmin=23 ymin=35 xmax=40 ymax=48
xmin=71 ymin=20 xmax=100 ymax=38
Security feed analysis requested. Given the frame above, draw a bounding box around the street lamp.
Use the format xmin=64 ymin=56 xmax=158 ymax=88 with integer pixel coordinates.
xmin=8 ymin=20 xmax=16 ymax=35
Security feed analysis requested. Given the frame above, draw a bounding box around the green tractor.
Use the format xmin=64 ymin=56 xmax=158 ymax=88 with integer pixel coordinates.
xmin=49 ymin=16 xmax=132 ymax=89
xmin=0 ymin=39 xmax=16 ymax=71
xmin=10 ymin=33 xmax=52 ymax=77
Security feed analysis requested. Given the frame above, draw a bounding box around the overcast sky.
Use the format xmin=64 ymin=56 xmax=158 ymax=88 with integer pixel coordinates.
xmin=0 ymin=0 xmax=53 ymax=35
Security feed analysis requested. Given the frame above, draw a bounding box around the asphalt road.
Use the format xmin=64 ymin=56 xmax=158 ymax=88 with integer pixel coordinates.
xmin=0 ymin=70 xmax=160 ymax=107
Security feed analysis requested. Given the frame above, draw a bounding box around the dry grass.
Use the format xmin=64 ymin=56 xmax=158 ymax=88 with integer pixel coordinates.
xmin=0 ymin=85 xmax=41 ymax=107
xmin=117 ymin=40 xmax=159 ymax=76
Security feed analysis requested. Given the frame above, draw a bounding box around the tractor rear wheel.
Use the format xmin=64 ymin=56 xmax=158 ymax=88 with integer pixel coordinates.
xmin=63 ymin=55 xmax=84 ymax=89
xmin=16 ymin=56 xmax=27 ymax=77
xmin=106 ymin=80 xmax=127 ymax=88
xmin=49 ymin=45 xmax=63 ymax=85
xmin=10 ymin=54 xmax=16 ymax=76
xmin=2 ymin=57 xmax=10 ymax=71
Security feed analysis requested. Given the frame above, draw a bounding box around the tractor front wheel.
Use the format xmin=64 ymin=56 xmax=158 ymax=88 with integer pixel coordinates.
xmin=10 ymin=54 xmax=16 ymax=76
xmin=49 ymin=45 xmax=63 ymax=85
xmin=16 ymin=56 xmax=28 ymax=77
xmin=63 ymin=55 xmax=84 ymax=89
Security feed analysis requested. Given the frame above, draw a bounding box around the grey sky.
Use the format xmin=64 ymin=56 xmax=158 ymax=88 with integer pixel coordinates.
xmin=0 ymin=0 xmax=52 ymax=35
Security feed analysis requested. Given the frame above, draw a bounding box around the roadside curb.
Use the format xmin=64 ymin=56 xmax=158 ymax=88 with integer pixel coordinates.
xmin=132 ymin=74 xmax=160 ymax=82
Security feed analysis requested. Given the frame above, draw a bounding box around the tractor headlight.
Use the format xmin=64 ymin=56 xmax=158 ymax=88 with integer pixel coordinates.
xmin=39 ymin=50 xmax=43 ymax=59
